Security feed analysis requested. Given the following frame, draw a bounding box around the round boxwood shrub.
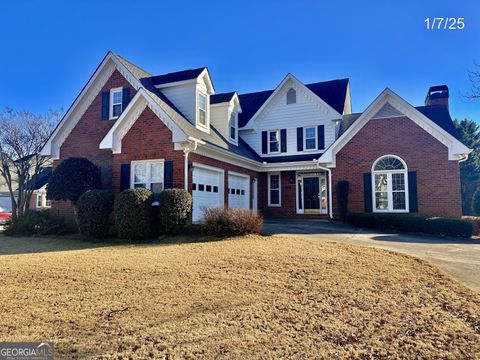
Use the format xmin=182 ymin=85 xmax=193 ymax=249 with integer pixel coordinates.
xmin=114 ymin=188 xmax=153 ymax=241
xmin=47 ymin=157 xmax=102 ymax=204
xmin=158 ymin=189 xmax=192 ymax=234
xmin=77 ymin=190 xmax=114 ymax=238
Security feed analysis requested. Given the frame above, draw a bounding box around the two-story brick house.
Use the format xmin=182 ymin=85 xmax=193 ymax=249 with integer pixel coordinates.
xmin=41 ymin=52 xmax=470 ymax=221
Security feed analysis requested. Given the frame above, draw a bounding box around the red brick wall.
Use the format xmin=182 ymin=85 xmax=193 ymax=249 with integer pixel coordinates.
xmin=52 ymin=70 xmax=136 ymax=219
xmin=331 ymin=116 xmax=462 ymax=218
xmin=112 ymin=107 xmax=185 ymax=192
xmin=55 ymin=69 xmax=136 ymax=188
xmin=188 ymin=153 xmax=263 ymax=211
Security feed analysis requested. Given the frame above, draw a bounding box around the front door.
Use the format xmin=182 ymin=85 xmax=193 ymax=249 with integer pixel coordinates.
xmin=303 ymin=177 xmax=320 ymax=213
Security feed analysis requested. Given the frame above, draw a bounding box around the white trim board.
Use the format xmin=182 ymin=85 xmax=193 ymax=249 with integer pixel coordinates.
xmin=319 ymin=88 xmax=471 ymax=166
xmin=41 ymin=51 xmax=145 ymax=159
xmin=99 ymin=89 xmax=187 ymax=153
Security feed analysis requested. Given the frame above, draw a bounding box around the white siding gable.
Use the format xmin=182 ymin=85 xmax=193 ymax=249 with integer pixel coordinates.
xmin=161 ymin=83 xmax=197 ymax=124
xmin=240 ymin=79 xmax=341 ymax=158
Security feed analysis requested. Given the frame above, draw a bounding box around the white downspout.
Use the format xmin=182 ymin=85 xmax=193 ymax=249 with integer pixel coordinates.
xmin=315 ymin=161 xmax=333 ymax=219
xmin=183 ymin=140 xmax=199 ymax=191
xmin=184 ymin=150 xmax=190 ymax=191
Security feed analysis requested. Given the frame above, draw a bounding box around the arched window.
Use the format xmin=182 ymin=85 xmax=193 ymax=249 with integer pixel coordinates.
xmin=372 ymin=155 xmax=409 ymax=212
xmin=286 ymin=88 xmax=296 ymax=104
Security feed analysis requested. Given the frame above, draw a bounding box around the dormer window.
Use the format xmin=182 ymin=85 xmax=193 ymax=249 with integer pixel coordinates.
xmin=110 ymin=87 xmax=123 ymax=119
xmin=287 ymin=88 xmax=296 ymax=104
xmin=229 ymin=110 xmax=237 ymax=142
xmin=198 ymin=93 xmax=207 ymax=127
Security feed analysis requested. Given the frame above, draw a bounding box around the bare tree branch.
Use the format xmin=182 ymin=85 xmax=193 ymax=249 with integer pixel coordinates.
xmin=0 ymin=108 xmax=61 ymax=217
xmin=465 ymin=61 xmax=480 ymax=100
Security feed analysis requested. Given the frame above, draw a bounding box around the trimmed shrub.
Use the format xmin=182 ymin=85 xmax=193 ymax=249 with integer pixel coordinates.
xmin=4 ymin=210 xmax=66 ymax=236
xmin=462 ymin=216 xmax=480 ymax=236
xmin=203 ymin=207 xmax=263 ymax=237
xmin=47 ymin=157 xmax=102 ymax=204
xmin=114 ymin=188 xmax=153 ymax=241
xmin=158 ymin=189 xmax=192 ymax=234
xmin=336 ymin=180 xmax=349 ymax=222
xmin=348 ymin=213 xmax=473 ymax=238
xmin=77 ymin=190 xmax=114 ymax=238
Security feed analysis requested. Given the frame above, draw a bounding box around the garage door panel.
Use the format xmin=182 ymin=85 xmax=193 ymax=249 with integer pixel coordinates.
xmin=228 ymin=173 xmax=249 ymax=209
xmin=192 ymin=166 xmax=224 ymax=222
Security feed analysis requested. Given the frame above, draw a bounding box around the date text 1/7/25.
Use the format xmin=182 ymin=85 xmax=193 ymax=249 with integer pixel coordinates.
xmin=425 ymin=17 xmax=465 ymax=30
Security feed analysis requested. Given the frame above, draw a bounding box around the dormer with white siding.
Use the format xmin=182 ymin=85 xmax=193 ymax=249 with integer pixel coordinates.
xmin=152 ymin=68 xmax=215 ymax=133
xmin=210 ymin=92 xmax=242 ymax=145
xmin=238 ymin=74 xmax=349 ymax=159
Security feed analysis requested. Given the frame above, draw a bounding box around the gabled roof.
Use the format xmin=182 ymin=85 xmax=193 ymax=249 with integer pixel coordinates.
xmin=338 ymin=105 xmax=458 ymax=138
xmin=238 ymin=78 xmax=349 ymax=128
xmin=415 ymin=105 xmax=458 ymax=137
xmin=150 ymin=68 xmax=207 ymax=86
xmin=27 ymin=167 xmax=52 ymax=191
xmin=211 ymin=92 xmax=236 ymax=104
xmin=321 ymin=88 xmax=470 ymax=165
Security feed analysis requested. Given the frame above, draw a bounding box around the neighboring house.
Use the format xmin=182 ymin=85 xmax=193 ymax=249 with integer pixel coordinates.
xmin=40 ymin=52 xmax=470 ymax=221
xmin=27 ymin=167 xmax=53 ymax=211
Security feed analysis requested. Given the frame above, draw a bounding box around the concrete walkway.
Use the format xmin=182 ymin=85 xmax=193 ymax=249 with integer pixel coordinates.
xmin=263 ymin=219 xmax=480 ymax=292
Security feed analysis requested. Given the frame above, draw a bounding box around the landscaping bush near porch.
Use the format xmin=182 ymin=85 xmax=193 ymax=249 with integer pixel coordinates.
xmin=77 ymin=190 xmax=114 ymax=238
xmin=203 ymin=207 xmax=263 ymax=237
xmin=348 ymin=213 xmax=473 ymax=238
xmin=114 ymin=188 xmax=153 ymax=241
xmin=4 ymin=211 xmax=66 ymax=236
xmin=157 ymin=189 xmax=192 ymax=234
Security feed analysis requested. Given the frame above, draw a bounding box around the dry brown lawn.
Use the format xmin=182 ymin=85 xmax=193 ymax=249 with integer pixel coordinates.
xmin=0 ymin=234 xmax=479 ymax=359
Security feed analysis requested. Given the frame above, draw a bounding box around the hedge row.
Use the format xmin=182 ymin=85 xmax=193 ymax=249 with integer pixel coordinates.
xmin=348 ymin=213 xmax=473 ymax=238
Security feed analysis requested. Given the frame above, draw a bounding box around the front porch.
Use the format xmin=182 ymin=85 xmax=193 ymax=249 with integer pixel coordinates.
xmin=264 ymin=168 xmax=332 ymax=218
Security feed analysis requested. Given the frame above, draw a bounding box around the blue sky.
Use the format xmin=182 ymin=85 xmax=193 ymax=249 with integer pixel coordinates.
xmin=0 ymin=0 xmax=479 ymax=120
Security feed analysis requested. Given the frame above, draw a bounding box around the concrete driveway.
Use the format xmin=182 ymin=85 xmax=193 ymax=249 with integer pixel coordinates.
xmin=263 ymin=219 xmax=480 ymax=292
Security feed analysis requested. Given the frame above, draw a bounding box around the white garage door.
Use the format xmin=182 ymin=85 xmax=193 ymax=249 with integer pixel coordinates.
xmin=228 ymin=173 xmax=250 ymax=209
xmin=192 ymin=165 xmax=224 ymax=222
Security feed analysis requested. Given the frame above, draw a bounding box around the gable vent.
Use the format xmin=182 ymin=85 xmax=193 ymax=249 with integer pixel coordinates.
xmin=372 ymin=102 xmax=403 ymax=119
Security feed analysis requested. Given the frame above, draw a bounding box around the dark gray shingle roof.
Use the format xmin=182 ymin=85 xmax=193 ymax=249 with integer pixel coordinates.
xmin=149 ymin=68 xmax=206 ymax=86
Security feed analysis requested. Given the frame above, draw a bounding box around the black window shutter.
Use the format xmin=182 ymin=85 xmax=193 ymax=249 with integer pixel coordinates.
xmin=363 ymin=173 xmax=372 ymax=213
xmin=261 ymin=131 xmax=268 ymax=154
xmin=408 ymin=171 xmax=418 ymax=212
xmin=101 ymin=91 xmax=109 ymax=120
xmin=164 ymin=160 xmax=173 ymax=189
xmin=297 ymin=127 xmax=303 ymax=151
xmin=280 ymin=129 xmax=287 ymax=153
xmin=122 ymin=87 xmax=130 ymax=112
xmin=120 ymin=164 xmax=131 ymax=192
xmin=318 ymin=125 xmax=325 ymax=150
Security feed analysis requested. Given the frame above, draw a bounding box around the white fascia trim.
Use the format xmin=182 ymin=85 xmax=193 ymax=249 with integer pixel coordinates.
xmin=41 ymin=51 xmax=144 ymax=159
xmin=99 ymin=88 xmax=188 ymax=153
xmin=210 ymin=92 xmax=242 ymax=113
xmin=241 ymin=73 xmax=342 ymax=131
xmin=319 ymin=88 xmax=472 ymax=166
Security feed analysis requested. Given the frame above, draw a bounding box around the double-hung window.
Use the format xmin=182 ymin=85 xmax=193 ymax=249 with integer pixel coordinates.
xmin=268 ymin=173 xmax=281 ymax=206
xmin=269 ymin=130 xmax=280 ymax=153
xmin=229 ymin=111 xmax=237 ymax=141
xmin=198 ymin=93 xmax=207 ymax=127
xmin=132 ymin=160 xmax=164 ymax=196
xmin=110 ymin=88 xmax=123 ymax=119
xmin=372 ymin=155 xmax=408 ymax=212
xmin=304 ymin=127 xmax=317 ymax=151
xmin=36 ymin=194 xmax=43 ymax=208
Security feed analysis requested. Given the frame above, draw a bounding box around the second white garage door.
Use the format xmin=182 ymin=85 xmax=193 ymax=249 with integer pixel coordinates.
xmin=192 ymin=165 xmax=224 ymax=222
xmin=228 ymin=172 xmax=250 ymax=209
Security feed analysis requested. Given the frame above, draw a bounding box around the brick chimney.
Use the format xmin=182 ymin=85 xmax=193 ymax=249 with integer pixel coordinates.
xmin=425 ymin=85 xmax=449 ymax=109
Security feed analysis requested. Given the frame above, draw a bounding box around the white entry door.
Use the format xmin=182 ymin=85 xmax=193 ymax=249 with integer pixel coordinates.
xmin=228 ymin=172 xmax=250 ymax=209
xmin=192 ymin=165 xmax=224 ymax=222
